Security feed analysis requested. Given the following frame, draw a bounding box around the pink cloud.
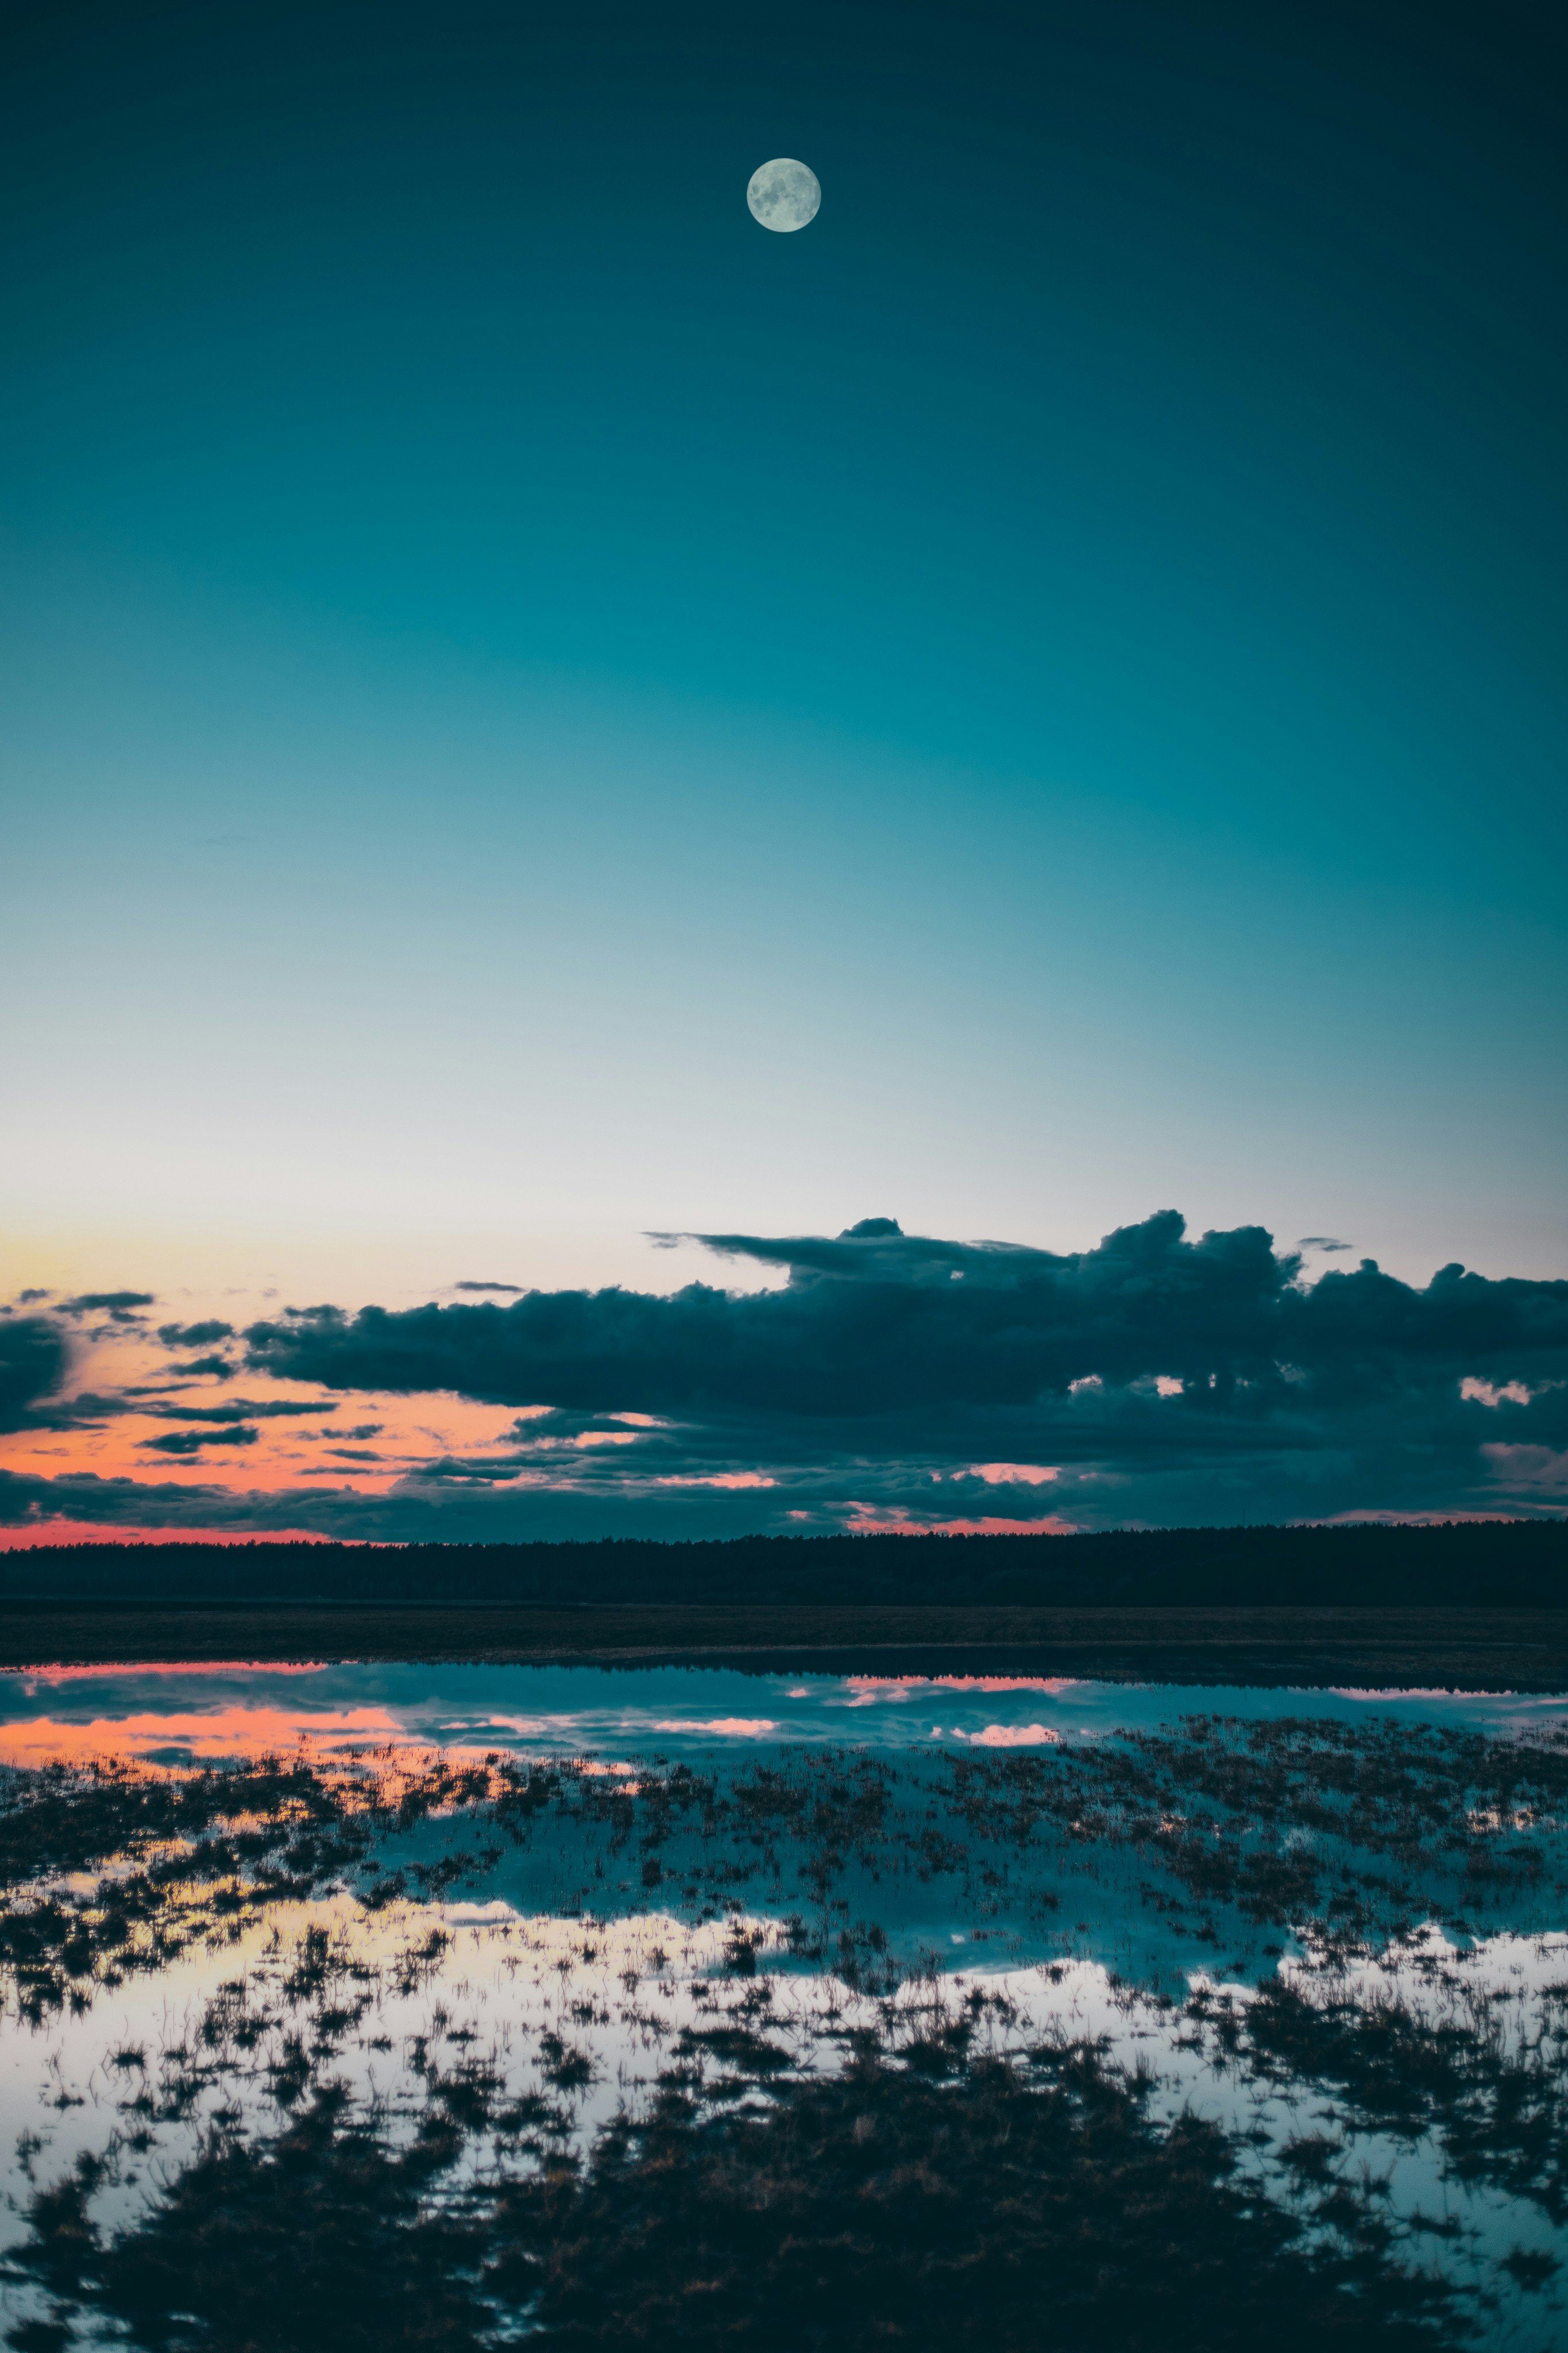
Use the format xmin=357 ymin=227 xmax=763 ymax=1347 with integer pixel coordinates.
xmin=652 ymin=1472 xmax=777 ymax=1490
xmin=1461 ymin=1377 xmax=1534 ymax=1407
xmin=1480 ymin=1445 xmax=1568 ymax=1493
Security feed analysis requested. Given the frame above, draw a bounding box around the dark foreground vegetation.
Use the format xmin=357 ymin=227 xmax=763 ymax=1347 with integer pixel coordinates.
xmin=4 ymin=1516 xmax=1566 ymax=1608
xmin=10 ymin=2034 xmax=1460 ymax=2353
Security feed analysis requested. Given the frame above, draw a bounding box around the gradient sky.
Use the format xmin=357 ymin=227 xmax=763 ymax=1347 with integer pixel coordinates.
xmin=2 ymin=1 xmax=1566 ymax=1539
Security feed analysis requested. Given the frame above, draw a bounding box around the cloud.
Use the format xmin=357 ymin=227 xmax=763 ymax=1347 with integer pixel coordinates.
xmin=7 ymin=1212 xmax=1568 ymax=1540
xmin=244 ymin=1212 xmax=1568 ymax=1419
xmin=157 ymin=1321 xmax=236 ymax=1347
xmin=653 ymin=1471 xmax=777 ymax=1490
xmin=1480 ymin=1445 xmax=1568 ymax=1494
xmin=0 ymin=1318 xmax=71 ymax=1434
xmin=453 ymin=1281 xmax=524 ymax=1294
xmin=61 ymin=1291 xmax=156 ymax=1315
xmin=0 ymin=1465 xmax=839 ymax=1542
xmin=38 ymin=1390 xmax=138 ymax=1425
xmin=144 ymin=1399 xmax=335 ymax=1423
xmin=1298 ymin=1237 xmax=1351 ymax=1252
xmin=229 ymin=1210 xmax=1568 ymax=1532
xmin=0 ymin=1467 xmax=361 ymax=1534
xmin=140 ymin=1427 xmax=260 ymax=1454
xmin=1460 ymin=1376 xmax=1535 ymax=1409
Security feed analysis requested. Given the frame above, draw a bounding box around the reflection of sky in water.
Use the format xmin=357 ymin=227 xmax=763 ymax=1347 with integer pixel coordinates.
xmin=3 ymin=1661 xmax=1566 ymax=1766
xmin=3 ymin=1667 xmax=1568 ymax=2344
xmin=1 ymin=1897 xmax=1563 ymax=2347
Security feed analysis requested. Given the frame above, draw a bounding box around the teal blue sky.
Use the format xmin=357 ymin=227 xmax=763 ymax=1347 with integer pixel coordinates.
xmin=3 ymin=0 xmax=1566 ymax=1305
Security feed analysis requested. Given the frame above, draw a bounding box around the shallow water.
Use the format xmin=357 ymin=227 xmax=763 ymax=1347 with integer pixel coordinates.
xmin=3 ymin=1661 xmax=1568 ymax=2347
xmin=3 ymin=1657 xmax=1567 ymax=1766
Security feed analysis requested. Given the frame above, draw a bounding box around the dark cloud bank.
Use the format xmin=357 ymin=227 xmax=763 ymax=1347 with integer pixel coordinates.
xmin=0 ymin=1319 xmax=72 ymax=1439
xmin=7 ymin=1212 xmax=1565 ymax=1543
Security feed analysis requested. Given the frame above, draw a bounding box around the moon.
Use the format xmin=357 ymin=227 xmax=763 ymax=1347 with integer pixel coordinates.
xmin=747 ymin=159 xmax=821 ymax=233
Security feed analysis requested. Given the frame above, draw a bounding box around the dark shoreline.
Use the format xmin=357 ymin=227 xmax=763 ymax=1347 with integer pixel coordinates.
xmin=3 ymin=1602 xmax=1568 ymax=1688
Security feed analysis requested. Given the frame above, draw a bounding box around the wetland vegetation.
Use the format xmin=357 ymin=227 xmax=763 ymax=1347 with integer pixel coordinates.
xmin=3 ymin=1702 xmax=1568 ymax=2347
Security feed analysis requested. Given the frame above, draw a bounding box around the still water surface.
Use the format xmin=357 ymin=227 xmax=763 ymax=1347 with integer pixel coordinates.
xmin=2 ymin=1660 xmax=1567 ymax=2346
xmin=2 ymin=1657 xmax=1565 ymax=1763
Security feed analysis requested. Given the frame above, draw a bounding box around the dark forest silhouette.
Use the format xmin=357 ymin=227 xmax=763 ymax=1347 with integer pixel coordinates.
xmin=2 ymin=1519 xmax=1564 ymax=1606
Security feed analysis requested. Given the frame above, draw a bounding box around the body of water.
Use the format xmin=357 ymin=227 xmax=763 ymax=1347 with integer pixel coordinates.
xmin=2 ymin=1657 xmax=1567 ymax=2347
xmin=2 ymin=1657 xmax=1566 ymax=1764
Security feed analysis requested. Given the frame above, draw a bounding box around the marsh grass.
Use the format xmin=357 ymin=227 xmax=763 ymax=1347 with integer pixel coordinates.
xmin=8 ymin=1714 xmax=1566 ymax=2020
xmin=1218 ymin=1968 xmax=1568 ymax=2223
xmin=7 ymin=2013 xmax=1463 ymax=2352
xmin=6 ymin=1711 xmax=1568 ymax=2347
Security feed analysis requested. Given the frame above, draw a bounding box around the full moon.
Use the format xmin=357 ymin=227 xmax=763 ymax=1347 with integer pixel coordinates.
xmin=747 ymin=159 xmax=821 ymax=233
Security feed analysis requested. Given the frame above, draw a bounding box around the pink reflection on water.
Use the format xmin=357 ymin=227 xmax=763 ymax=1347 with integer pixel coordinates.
xmin=652 ymin=1717 xmax=778 ymax=1738
xmin=0 ymin=1706 xmax=407 ymax=1765
xmin=963 ymin=1723 xmax=1062 ymax=1748
xmin=11 ymin=1661 xmax=331 ymax=1683
xmin=842 ymin=1675 xmax=1079 ymax=1706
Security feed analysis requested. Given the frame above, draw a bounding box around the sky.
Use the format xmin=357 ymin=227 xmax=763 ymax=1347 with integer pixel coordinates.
xmin=2 ymin=0 xmax=1565 ymax=1541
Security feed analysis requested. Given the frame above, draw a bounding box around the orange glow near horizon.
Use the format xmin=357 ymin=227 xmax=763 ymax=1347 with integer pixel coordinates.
xmin=0 ymin=1294 xmax=1076 ymax=1542
xmin=0 ymin=1522 xmax=371 ymax=1550
xmin=0 ymin=1380 xmax=519 ymax=1496
xmin=0 ymin=1302 xmax=594 ymax=1539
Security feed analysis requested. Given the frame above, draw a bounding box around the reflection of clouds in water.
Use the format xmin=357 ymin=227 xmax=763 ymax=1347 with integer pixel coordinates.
xmin=8 ymin=1889 xmax=1567 ymax=2343
xmin=5 ymin=1708 xmax=1568 ymax=2343
xmin=2 ymin=1664 xmax=1567 ymax=1771
xmin=652 ymin=1717 xmax=777 ymax=1737
xmin=959 ymin=1723 xmax=1061 ymax=1748
xmin=0 ymin=1707 xmax=405 ymax=1765
xmin=16 ymin=1661 xmax=332 ymax=1687
xmin=848 ymin=1676 xmax=1080 ymax=1697
xmin=449 ymin=1711 xmax=781 ymax=1745
xmin=445 ymin=1714 xmax=616 ymax=1741
xmin=838 ymin=1674 xmax=1081 ymax=1712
